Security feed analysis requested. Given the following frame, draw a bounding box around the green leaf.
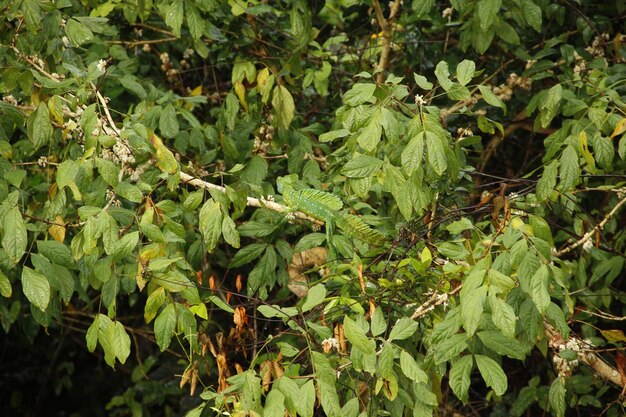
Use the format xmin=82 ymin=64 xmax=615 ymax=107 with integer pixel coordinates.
xmin=0 ymin=270 xmax=12 ymax=298
xmin=475 ymin=354 xmax=507 ymax=396
xmin=65 ymin=18 xmax=94 ymax=46
xmin=301 ymin=283 xmax=326 ymax=312
xmin=22 ymin=266 xmax=50 ymax=312
xmin=536 ymin=160 xmax=559 ymax=201
xmin=434 ymin=333 xmax=468 ymax=364
xmin=159 ymin=104 xmax=179 ymax=139
xmin=296 ymin=380 xmax=316 ymax=417
xmin=593 ymin=135 xmax=614 ymax=168
xmin=401 ymin=132 xmax=424 ymax=176
xmin=341 ymin=155 xmax=384 ymax=178
xmin=456 ymin=60 xmax=475 ymax=86
xmin=199 ymin=199 xmax=223 ymax=252
xmin=319 ymin=128 xmax=350 ymax=143
xmin=413 ymin=0 xmax=434 ymax=17
xmin=522 ymin=0 xmax=542 ymax=32
xmin=356 ymin=109 xmax=382 ymax=152
xmin=559 ymin=145 xmax=579 ymax=191
xmin=186 ymin=3 xmax=204 ymax=39
xmin=388 ymin=317 xmax=419 ymax=341
xmin=264 ymin=389 xmax=285 ymax=417
xmin=86 ymin=315 xmax=100 ymax=352
xmin=230 ymin=243 xmax=268 ymax=268
xmin=312 ymin=352 xmax=341 ymax=417
xmin=370 ymin=308 xmax=387 ymax=337
xmin=449 ymin=355 xmax=473 ymax=402
xmin=154 ymin=303 xmax=177 ymax=351
xmin=477 ymin=0 xmax=502 ymax=30
xmin=96 ymin=158 xmax=120 ymax=187
xmin=164 ymin=0 xmax=184 ymax=37
xmin=113 ymin=231 xmax=139 ymax=259
xmin=144 ymin=287 xmax=166 ymax=323
xmin=426 ymin=130 xmax=447 ymax=176
xmin=399 ymin=349 xmax=428 ymax=383
xmin=540 ymin=84 xmax=562 ymax=128
xmin=530 ymin=264 xmax=550 ymax=314
xmin=461 ymin=286 xmax=486 ymax=337
xmin=489 ymin=295 xmax=517 ymax=339
xmin=344 ymin=316 xmax=374 ymax=354
xmin=150 ymin=133 xmax=179 ymax=174
xmin=413 ymin=73 xmax=433 ymax=90
xmin=272 ymin=85 xmax=295 ymax=130
xmin=183 ymin=190 xmax=204 ymax=211
xmin=2 ymin=207 xmax=27 ymax=264
xmin=27 ymin=103 xmax=52 ymax=150
xmin=434 ymin=61 xmax=453 ymax=91
xmin=115 ymin=182 xmax=143 ymax=203
xmin=221 ymin=215 xmax=240 ymax=248
xmin=477 ymin=331 xmax=525 ymax=360
xmin=344 ymin=83 xmax=376 ymax=106
xmin=549 ymin=377 xmax=566 ymax=417
xmin=618 ymin=135 xmax=626 ymax=160
xmin=113 ymin=321 xmax=131 ymax=364
xmin=478 ymin=85 xmax=507 ymax=113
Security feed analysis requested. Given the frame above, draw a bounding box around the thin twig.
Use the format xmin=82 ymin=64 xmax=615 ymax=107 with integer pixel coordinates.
xmin=554 ymin=194 xmax=626 ymax=257
xmin=371 ymin=0 xmax=402 ymax=84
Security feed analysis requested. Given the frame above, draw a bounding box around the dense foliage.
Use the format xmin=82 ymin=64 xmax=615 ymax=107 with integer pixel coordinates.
xmin=1 ymin=0 xmax=626 ymax=416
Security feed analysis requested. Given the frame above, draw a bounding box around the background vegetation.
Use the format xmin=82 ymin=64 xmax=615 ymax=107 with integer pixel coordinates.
xmin=1 ymin=0 xmax=625 ymax=416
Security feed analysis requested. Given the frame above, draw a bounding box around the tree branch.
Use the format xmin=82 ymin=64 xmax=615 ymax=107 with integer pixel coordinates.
xmin=371 ymin=0 xmax=402 ymax=84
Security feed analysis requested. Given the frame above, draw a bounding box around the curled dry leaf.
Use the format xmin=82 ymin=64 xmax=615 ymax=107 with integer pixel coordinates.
xmin=288 ymin=247 xmax=328 ymax=298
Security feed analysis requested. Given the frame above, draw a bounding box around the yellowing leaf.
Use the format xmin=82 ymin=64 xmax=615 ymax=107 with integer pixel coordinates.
xmin=149 ymin=133 xmax=179 ymax=174
xmin=49 ymin=216 xmax=66 ymax=243
xmin=189 ymin=85 xmax=203 ymax=96
xmin=610 ymin=117 xmax=626 ymax=139
xmin=578 ymin=131 xmax=595 ymax=172
xmin=234 ymin=81 xmax=248 ymax=112
xmin=600 ymin=329 xmax=626 ymax=343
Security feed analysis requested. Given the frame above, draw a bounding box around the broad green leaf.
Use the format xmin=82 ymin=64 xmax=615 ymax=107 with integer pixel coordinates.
xmin=356 ymin=109 xmax=382 ymax=152
xmin=2 ymin=207 xmax=27 ymax=264
xmin=377 ymin=342 xmax=395 ymax=379
xmin=115 ymin=182 xmax=143 ymax=203
xmin=400 ymin=350 xmax=428 ymax=383
xmin=275 ymin=377 xmax=299 ymax=416
xmin=413 ymin=73 xmax=433 ymax=90
xmin=522 ymin=0 xmax=542 ymax=31
xmin=86 ymin=315 xmax=100 ymax=352
xmin=370 ymin=308 xmax=387 ymax=337
xmin=183 ymin=190 xmax=204 ymax=211
xmin=319 ymin=128 xmax=350 ymax=143
xmin=530 ymin=264 xmax=550 ymax=314
xmin=388 ymin=317 xmax=419 ymax=341
xmin=186 ymin=3 xmax=204 ymax=40
xmin=27 ymin=103 xmax=52 ymax=150
xmin=164 ymin=0 xmax=184 ymax=36
xmin=199 ymin=199 xmax=223 ymax=252
xmin=96 ymin=158 xmax=120 ymax=187
xmin=434 ymin=61 xmax=453 ymax=91
xmin=477 ymin=0 xmax=502 ymax=30
xmin=413 ymin=0 xmax=434 ymax=17
xmin=144 ymin=287 xmax=166 ymax=323
xmin=159 ymin=104 xmax=179 ymax=139
xmin=65 ymin=18 xmax=94 ymax=46
xmin=0 ymin=270 xmax=12 ymax=298
xmin=478 ymin=331 xmax=525 ymax=360
xmin=230 ymin=243 xmax=268 ymax=268
xmin=154 ymin=303 xmax=177 ymax=351
xmin=272 ymin=85 xmax=295 ymax=130
xmin=559 ymin=145 xmax=579 ymax=191
xmin=540 ymin=84 xmax=562 ymax=128
xmin=344 ymin=83 xmax=376 ymax=106
xmin=434 ymin=333 xmax=468 ymax=364
xmin=312 ymin=352 xmax=341 ymax=417
xmin=456 ymin=60 xmax=475 ymax=86
xmin=489 ymin=295 xmax=517 ymax=339
xmin=264 ymin=389 xmax=285 ymax=417
xmin=475 ymin=354 xmax=507 ymax=396
xmin=461 ymin=286 xmax=486 ymax=337
xmin=113 ymin=231 xmax=139 ymax=259
xmin=426 ymin=130 xmax=447 ymax=176
xmin=301 ymin=283 xmax=326 ymax=312
xmin=113 ymin=321 xmax=131 ymax=364
xmin=22 ymin=267 xmax=50 ymax=312
xmin=297 ymin=380 xmax=316 ymax=417
xmin=449 ymin=355 xmax=473 ymax=402
xmin=221 ymin=215 xmax=240 ymax=248
xmin=478 ymin=85 xmax=506 ymax=113
xmin=401 ymin=132 xmax=424 ymax=176
xmin=341 ymin=155 xmax=384 ymax=178
xmin=536 ymin=160 xmax=559 ymax=201
xmin=593 ymin=136 xmax=614 ymax=168
xmin=344 ymin=316 xmax=374 ymax=354
xmin=549 ymin=377 xmax=566 ymax=417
